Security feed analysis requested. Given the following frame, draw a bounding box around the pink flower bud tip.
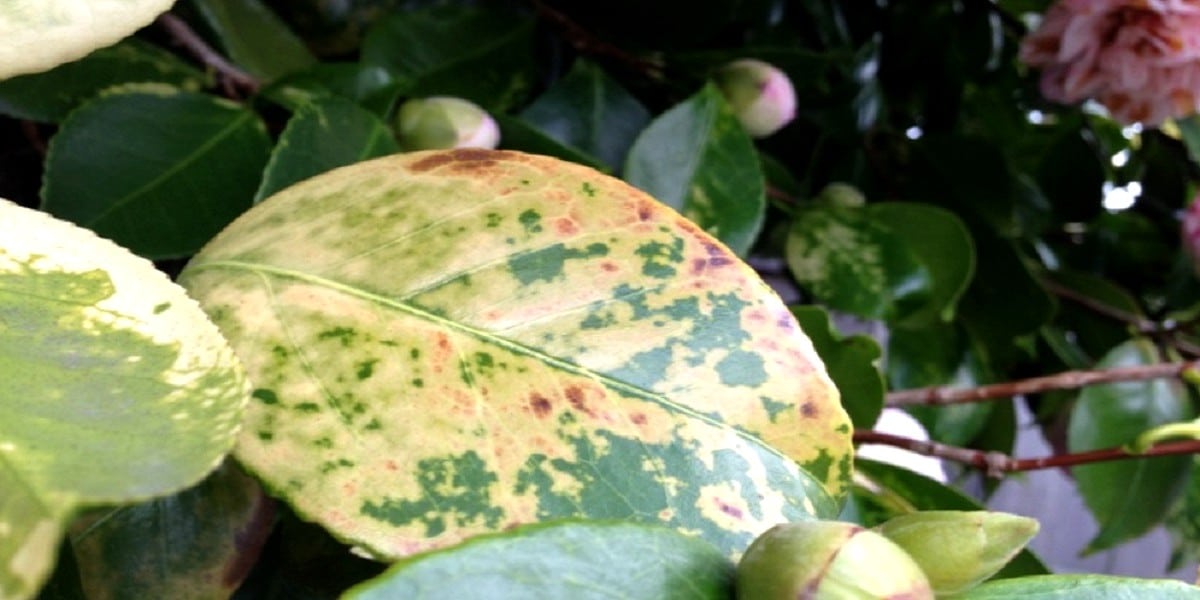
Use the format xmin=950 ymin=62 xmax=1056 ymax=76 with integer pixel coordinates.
xmin=715 ymin=59 xmax=797 ymax=138
xmin=395 ymin=96 xmax=500 ymax=151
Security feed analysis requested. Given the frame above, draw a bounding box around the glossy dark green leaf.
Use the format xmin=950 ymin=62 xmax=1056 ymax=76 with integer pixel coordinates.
xmin=1044 ymin=270 xmax=1144 ymax=363
xmin=908 ymin=135 xmax=1019 ymax=234
xmin=255 ymin=96 xmax=398 ymax=202
xmin=493 ymin=114 xmax=608 ymax=173
xmin=1035 ymin=126 xmax=1106 ymax=223
xmin=790 ymin=306 xmax=884 ymax=429
xmin=887 ymin=323 xmax=993 ymax=446
xmin=625 ymin=85 xmax=765 ymax=255
xmin=958 ymin=230 xmax=1055 ymax=370
xmin=360 ymin=6 xmax=537 ymax=111
xmin=265 ymin=63 xmax=399 ymax=117
xmin=41 ymin=84 xmax=271 ymax=258
xmin=0 ymin=39 xmax=207 ymax=123
xmin=1068 ymin=339 xmax=1195 ymax=554
xmin=520 ymin=60 xmax=651 ymax=171
xmin=785 ymin=204 xmax=931 ymax=321
xmin=869 ymin=203 xmax=974 ymax=327
xmin=956 ymin=574 xmax=1200 ymax=599
xmin=343 ymin=521 xmax=734 ymax=600
xmin=191 ymin=0 xmax=316 ymax=82
xmin=1178 ymin=115 xmax=1200 ymax=168
xmin=70 ymin=462 xmax=274 ymax=599
xmin=850 ymin=459 xmax=1049 ymax=580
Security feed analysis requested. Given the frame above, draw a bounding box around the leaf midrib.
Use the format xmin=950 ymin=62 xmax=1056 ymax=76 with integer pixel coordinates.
xmin=185 ymin=259 xmax=794 ymax=461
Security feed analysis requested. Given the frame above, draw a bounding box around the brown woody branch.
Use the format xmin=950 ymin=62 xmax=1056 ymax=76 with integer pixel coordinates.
xmin=156 ymin=13 xmax=260 ymax=97
xmin=529 ymin=0 xmax=665 ymax=78
xmin=854 ymin=430 xmax=1200 ymax=478
xmin=886 ymin=360 xmax=1200 ymax=406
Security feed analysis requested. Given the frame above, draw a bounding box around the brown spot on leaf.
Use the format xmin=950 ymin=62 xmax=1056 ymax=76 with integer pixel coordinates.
xmin=631 ymin=413 xmax=647 ymax=425
xmin=409 ymin=153 xmax=454 ymax=172
xmin=529 ymin=394 xmax=552 ymax=417
xmin=716 ymin=499 xmax=744 ymax=520
xmin=555 ymin=217 xmax=579 ymax=236
xmin=691 ymin=258 xmax=707 ymax=275
xmin=637 ymin=201 xmax=654 ymax=222
xmin=800 ymin=402 xmax=817 ymax=418
xmin=601 ymin=262 xmax=618 ymax=272
xmin=565 ymin=385 xmax=594 ymax=416
xmin=386 ymin=460 xmax=399 ymax=471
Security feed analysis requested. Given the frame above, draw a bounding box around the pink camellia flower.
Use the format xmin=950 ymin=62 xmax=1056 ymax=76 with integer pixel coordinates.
xmin=1019 ymin=0 xmax=1200 ymax=125
xmin=1183 ymin=196 xmax=1200 ymax=276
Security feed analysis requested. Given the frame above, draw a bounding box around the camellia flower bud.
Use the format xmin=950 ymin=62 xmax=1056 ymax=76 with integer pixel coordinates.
xmin=736 ymin=521 xmax=934 ymax=599
xmin=714 ymin=58 xmax=797 ymax=138
xmin=394 ymin=96 xmax=500 ymax=151
xmin=1183 ymin=197 xmax=1200 ymax=278
xmin=875 ymin=510 xmax=1039 ymax=596
xmin=1019 ymin=0 xmax=1200 ymax=126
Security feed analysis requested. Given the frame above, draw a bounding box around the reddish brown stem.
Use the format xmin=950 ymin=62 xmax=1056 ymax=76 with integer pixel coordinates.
xmin=886 ymin=360 xmax=1200 ymax=406
xmin=854 ymin=430 xmax=1200 ymax=478
xmin=156 ymin=13 xmax=260 ymax=97
xmin=529 ymin=0 xmax=664 ymax=78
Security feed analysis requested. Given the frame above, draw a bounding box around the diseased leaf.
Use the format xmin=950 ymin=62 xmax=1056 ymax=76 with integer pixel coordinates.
xmin=624 ymin=85 xmax=765 ymax=256
xmin=520 ymin=60 xmax=651 ymax=171
xmin=0 ymin=39 xmax=208 ymax=123
xmin=191 ymin=0 xmax=316 ymax=82
xmin=1068 ymin=339 xmax=1196 ymax=554
xmin=0 ymin=199 xmax=248 ymax=600
xmin=955 ymin=574 xmax=1200 ymax=599
xmin=41 ymin=84 xmax=271 ymax=259
xmin=344 ymin=521 xmax=734 ymax=599
xmin=255 ymin=96 xmax=399 ymax=202
xmin=0 ymin=0 xmax=175 ymax=79
xmin=180 ymin=149 xmax=852 ymax=560
xmin=786 ymin=204 xmax=932 ymax=321
xmin=790 ymin=306 xmax=884 ymax=430
xmin=70 ymin=462 xmax=275 ymax=600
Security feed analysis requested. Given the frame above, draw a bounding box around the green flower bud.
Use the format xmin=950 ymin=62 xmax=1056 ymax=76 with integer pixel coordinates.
xmin=714 ymin=58 xmax=797 ymax=138
xmin=737 ymin=521 xmax=934 ymax=599
xmin=394 ymin=96 xmax=500 ymax=151
xmin=814 ymin=182 xmax=867 ymax=208
xmin=874 ymin=510 xmax=1039 ymax=595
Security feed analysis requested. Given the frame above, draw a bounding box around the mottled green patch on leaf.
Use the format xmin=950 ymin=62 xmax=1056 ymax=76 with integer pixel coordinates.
xmin=180 ymin=150 xmax=850 ymax=561
xmin=0 ymin=199 xmax=247 ymax=599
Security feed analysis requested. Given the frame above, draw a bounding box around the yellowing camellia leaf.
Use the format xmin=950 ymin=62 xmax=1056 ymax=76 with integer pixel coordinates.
xmin=0 ymin=200 xmax=248 ymax=599
xmin=180 ymin=149 xmax=852 ymax=559
xmin=0 ymin=0 xmax=177 ymax=80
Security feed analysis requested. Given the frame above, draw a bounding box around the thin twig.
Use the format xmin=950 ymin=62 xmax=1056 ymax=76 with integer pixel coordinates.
xmin=1043 ymin=279 xmax=1159 ymax=333
xmin=156 ymin=13 xmax=260 ymax=97
xmin=886 ymin=360 xmax=1200 ymax=406
xmin=854 ymin=430 xmax=1200 ymax=478
xmin=529 ymin=0 xmax=665 ymax=79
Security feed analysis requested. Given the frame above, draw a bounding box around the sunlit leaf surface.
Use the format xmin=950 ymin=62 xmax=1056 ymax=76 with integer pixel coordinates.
xmin=0 ymin=0 xmax=176 ymax=79
xmin=181 ymin=149 xmax=852 ymax=559
xmin=0 ymin=199 xmax=248 ymax=599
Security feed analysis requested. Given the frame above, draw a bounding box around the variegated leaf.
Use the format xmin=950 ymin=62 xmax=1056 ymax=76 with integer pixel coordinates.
xmin=0 ymin=199 xmax=248 ymax=599
xmin=180 ymin=149 xmax=852 ymax=560
xmin=0 ymin=0 xmax=176 ymax=80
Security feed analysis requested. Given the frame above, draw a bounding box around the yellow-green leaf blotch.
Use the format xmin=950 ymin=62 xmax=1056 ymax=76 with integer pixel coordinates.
xmin=875 ymin=510 xmax=1039 ymax=595
xmin=180 ymin=149 xmax=853 ymax=560
xmin=0 ymin=199 xmax=249 ymax=599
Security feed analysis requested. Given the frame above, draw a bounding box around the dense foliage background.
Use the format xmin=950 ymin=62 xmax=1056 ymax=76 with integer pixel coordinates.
xmin=8 ymin=0 xmax=1200 ymax=597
